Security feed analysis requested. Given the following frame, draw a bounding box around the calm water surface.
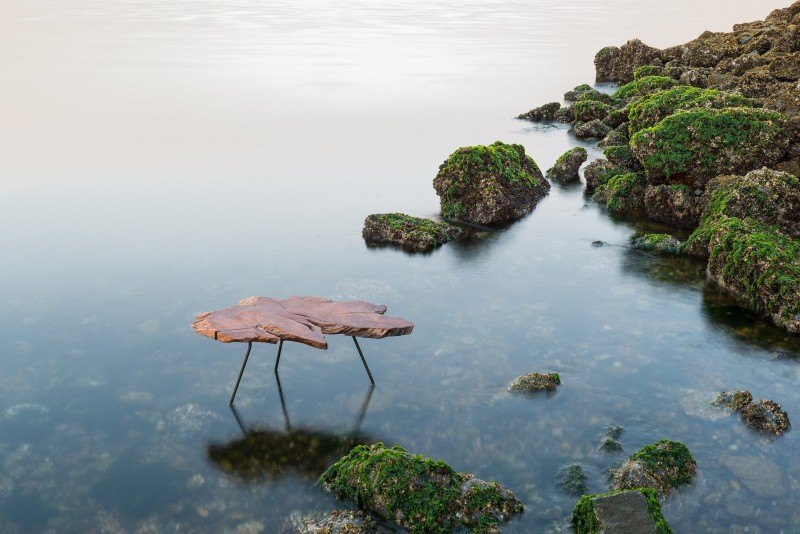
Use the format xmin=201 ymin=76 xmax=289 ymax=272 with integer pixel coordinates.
xmin=1 ymin=1 xmax=799 ymax=532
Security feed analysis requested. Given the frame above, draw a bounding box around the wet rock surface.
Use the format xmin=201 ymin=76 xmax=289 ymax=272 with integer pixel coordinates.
xmin=517 ymin=102 xmax=561 ymax=122
xmin=559 ymin=464 xmax=588 ymax=496
xmin=294 ymin=510 xmax=379 ymax=533
xmin=362 ymin=213 xmax=462 ymax=252
xmin=632 ymin=234 xmax=683 ymax=255
xmin=319 ymin=443 xmax=524 ymax=532
xmin=546 ymin=147 xmax=588 ymax=183
xmin=609 ymin=440 xmax=697 ymax=497
xmin=507 ymin=372 xmax=561 ymax=393
xmin=433 ymin=141 xmax=550 ymax=225
xmin=572 ymin=488 xmax=670 ymax=534
xmin=741 ymin=400 xmax=791 ymax=436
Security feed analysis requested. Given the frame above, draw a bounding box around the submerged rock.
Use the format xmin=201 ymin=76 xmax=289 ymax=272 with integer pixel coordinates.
xmin=319 ymin=443 xmax=524 ymax=532
xmin=713 ymin=390 xmax=753 ymax=411
xmin=599 ymin=437 xmax=623 ymax=453
xmin=507 ymin=372 xmax=561 ymax=393
xmin=517 ymin=102 xmax=561 ymax=122
xmin=362 ymin=213 xmax=462 ymax=252
xmin=547 ymin=147 xmax=588 ymax=183
xmin=559 ymin=464 xmax=589 ymax=496
xmin=433 ymin=141 xmax=550 ymax=225
xmin=609 ymin=439 xmax=697 ymax=497
xmin=632 ymin=233 xmax=683 ymax=255
xmin=741 ymin=400 xmax=791 ymax=436
xmin=572 ymin=488 xmax=671 ymax=534
xmin=294 ymin=510 xmax=378 ymax=533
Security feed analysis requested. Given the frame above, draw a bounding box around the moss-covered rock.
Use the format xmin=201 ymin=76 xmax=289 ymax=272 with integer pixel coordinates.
xmin=517 ymin=102 xmax=561 ymax=122
xmin=547 ymin=147 xmax=588 ymax=183
xmin=615 ymin=76 xmax=679 ymax=100
xmin=631 ymin=107 xmax=788 ymax=185
xmin=507 ymin=372 xmax=560 ymax=393
xmin=595 ymin=39 xmax=662 ymax=83
xmin=564 ymin=84 xmax=594 ymax=102
xmin=599 ymin=437 xmax=623 ymax=453
xmin=643 ymin=184 xmax=702 ymax=229
xmin=559 ymin=464 xmax=589 ymax=496
xmin=583 ymin=160 xmax=626 ymax=191
xmin=319 ymin=443 xmax=524 ymax=532
xmin=603 ymin=107 xmax=631 ymax=128
xmin=634 ymin=65 xmax=684 ymax=81
xmin=432 ymin=141 xmax=549 ymax=225
xmin=627 ymin=85 xmax=754 ymax=134
xmin=603 ymin=144 xmax=641 ymax=170
xmin=572 ymin=488 xmax=671 ymax=534
xmin=713 ymin=390 xmax=753 ymax=411
xmin=294 ymin=510 xmax=378 ymax=533
xmin=598 ymin=123 xmax=629 ymax=148
xmin=573 ymin=100 xmax=613 ymax=122
xmin=632 ymin=233 xmax=683 ymax=255
xmin=573 ymin=119 xmax=612 ymax=140
xmin=609 ymin=440 xmax=697 ymax=497
xmin=593 ymin=173 xmax=647 ymax=215
xmin=362 ymin=213 xmax=462 ymax=252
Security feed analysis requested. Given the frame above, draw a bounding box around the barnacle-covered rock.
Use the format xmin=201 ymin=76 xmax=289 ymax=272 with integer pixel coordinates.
xmin=362 ymin=213 xmax=462 ymax=252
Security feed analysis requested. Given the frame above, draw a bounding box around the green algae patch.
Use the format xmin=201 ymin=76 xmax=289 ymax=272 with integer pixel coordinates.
xmin=610 ymin=440 xmax=696 ymax=496
xmin=594 ymin=172 xmax=647 ymax=215
xmin=614 ymin=76 xmax=678 ymax=100
xmin=362 ymin=213 xmax=462 ymax=252
xmin=628 ymin=86 xmax=754 ymax=134
xmin=632 ymin=233 xmax=683 ymax=255
xmin=319 ymin=443 xmax=524 ymax=532
xmin=602 ymin=144 xmax=640 ymax=170
xmin=630 ymin=108 xmax=788 ymax=185
xmin=559 ymin=464 xmax=589 ymax=496
xmin=433 ymin=141 xmax=549 ymax=225
xmin=572 ymin=488 xmax=671 ymax=534
xmin=573 ymin=100 xmax=613 ymax=122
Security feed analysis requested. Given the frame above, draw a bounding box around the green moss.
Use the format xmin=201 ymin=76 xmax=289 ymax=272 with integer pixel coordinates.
xmin=573 ymin=100 xmax=613 ymax=122
xmin=374 ymin=213 xmax=446 ymax=239
xmin=560 ymin=464 xmax=589 ymax=496
xmin=630 ymin=107 xmax=787 ymax=183
xmin=572 ymin=488 xmax=671 ymax=534
xmin=320 ymin=443 xmax=523 ymax=533
xmin=600 ymin=172 xmax=646 ymax=214
xmin=628 ymin=86 xmax=753 ymax=134
xmin=630 ymin=440 xmax=695 ymax=488
xmin=602 ymin=144 xmax=640 ymax=169
xmin=614 ymin=76 xmax=678 ymax=100
xmin=596 ymin=46 xmax=615 ymax=58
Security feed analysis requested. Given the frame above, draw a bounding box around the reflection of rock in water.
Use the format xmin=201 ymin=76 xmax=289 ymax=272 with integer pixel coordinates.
xmin=207 ymin=378 xmax=377 ymax=482
xmin=620 ymin=247 xmax=705 ymax=287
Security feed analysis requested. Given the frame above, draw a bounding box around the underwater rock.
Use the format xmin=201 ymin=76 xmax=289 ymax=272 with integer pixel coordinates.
xmin=362 ymin=213 xmax=462 ymax=252
xmin=740 ymin=400 xmax=791 ymax=436
xmin=547 ymin=147 xmax=588 ymax=183
xmin=609 ymin=440 xmax=697 ymax=497
xmin=595 ymin=39 xmax=662 ymax=83
xmin=433 ymin=141 xmax=550 ymax=225
xmin=319 ymin=443 xmax=524 ymax=532
xmin=599 ymin=437 xmax=623 ymax=453
xmin=560 ymin=464 xmax=589 ymax=496
xmin=643 ymin=184 xmax=701 ymax=229
xmin=713 ymin=390 xmax=753 ymax=412
xmin=572 ymin=488 xmax=671 ymax=534
xmin=507 ymin=372 xmax=561 ymax=393
xmin=294 ymin=510 xmax=378 ymax=533
xmin=632 ymin=234 xmax=683 ymax=255
xmin=573 ymin=120 xmax=612 ymax=140
xmin=517 ymin=102 xmax=561 ymax=122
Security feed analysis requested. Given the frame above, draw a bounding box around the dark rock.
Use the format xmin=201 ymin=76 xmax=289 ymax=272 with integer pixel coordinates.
xmin=517 ymin=102 xmax=561 ymax=122
xmin=319 ymin=443 xmax=524 ymax=532
xmin=609 ymin=439 xmax=697 ymax=497
xmin=564 ymin=84 xmax=594 ymax=102
xmin=741 ymin=400 xmax=791 ymax=436
xmin=591 ymin=240 xmax=605 ymax=247
xmin=583 ymin=159 xmax=625 ymax=191
xmin=362 ymin=213 xmax=462 ymax=252
xmin=559 ymin=464 xmax=589 ymax=496
xmin=599 ymin=437 xmax=623 ymax=453
xmin=572 ymin=488 xmax=671 ymax=534
xmin=508 ymin=372 xmax=561 ymax=393
xmin=594 ymin=173 xmax=647 ymax=215
xmin=603 ymin=145 xmax=641 ymax=171
xmin=605 ymin=425 xmax=625 ymax=440
xmin=555 ymin=105 xmax=575 ymax=123
xmin=573 ymin=119 xmax=612 ymax=140
xmin=643 ymin=184 xmax=702 ymax=229
xmin=713 ymin=390 xmax=753 ymax=411
xmin=433 ymin=141 xmax=550 ymax=225
xmin=598 ymin=124 xmax=629 ymax=148
xmin=573 ymin=100 xmax=613 ymax=122
xmin=595 ymin=39 xmax=662 ymax=83
xmin=769 ymin=52 xmax=800 ymax=81
xmin=547 ymin=147 xmax=588 ymax=183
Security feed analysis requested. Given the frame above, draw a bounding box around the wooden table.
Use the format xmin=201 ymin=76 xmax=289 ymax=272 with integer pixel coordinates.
xmin=192 ymin=296 xmax=413 ymax=404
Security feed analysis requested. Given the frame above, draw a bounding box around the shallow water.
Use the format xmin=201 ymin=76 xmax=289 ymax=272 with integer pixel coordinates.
xmin=1 ymin=0 xmax=799 ymax=532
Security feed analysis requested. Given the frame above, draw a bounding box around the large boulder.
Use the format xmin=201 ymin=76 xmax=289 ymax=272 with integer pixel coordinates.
xmin=595 ymin=39 xmax=662 ymax=83
xmin=609 ymin=440 xmax=697 ymax=497
xmin=643 ymin=185 xmax=702 ymax=229
xmin=630 ymin=108 xmax=789 ymax=186
xmin=547 ymin=147 xmax=588 ymax=183
xmin=319 ymin=443 xmax=524 ymax=532
xmin=362 ymin=213 xmax=462 ymax=252
xmin=572 ymin=488 xmax=672 ymax=534
xmin=433 ymin=141 xmax=550 ymax=225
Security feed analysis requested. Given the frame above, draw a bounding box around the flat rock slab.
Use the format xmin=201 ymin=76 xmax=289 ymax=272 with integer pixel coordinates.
xmin=592 ymin=491 xmax=658 ymax=533
xmin=193 ymin=296 xmax=413 ymax=348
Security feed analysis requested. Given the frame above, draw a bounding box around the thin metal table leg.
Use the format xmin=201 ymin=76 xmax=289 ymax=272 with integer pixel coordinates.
xmin=352 ymin=336 xmax=375 ymax=385
xmin=274 ymin=339 xmax=284 ymax=372
xmin=229 ymin=341 xmax=253 ymax=405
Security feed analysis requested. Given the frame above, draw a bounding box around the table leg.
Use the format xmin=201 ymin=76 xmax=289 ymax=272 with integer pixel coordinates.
xmin=352 ymin=336 xmax=376 ymax=385
xmin=229 ymin=341 xmax=253 ymax=405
